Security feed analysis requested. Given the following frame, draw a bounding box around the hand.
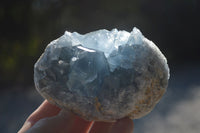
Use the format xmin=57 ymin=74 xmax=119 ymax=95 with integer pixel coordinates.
xmin=18 ymin=100 xmax=134 ymax=133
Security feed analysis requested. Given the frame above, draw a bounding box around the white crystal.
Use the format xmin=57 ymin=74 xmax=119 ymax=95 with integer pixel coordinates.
xmin=64 ymin=27 xmax=143 ymax=56
xmin=62 ymin=27 xmax=144 ymax=71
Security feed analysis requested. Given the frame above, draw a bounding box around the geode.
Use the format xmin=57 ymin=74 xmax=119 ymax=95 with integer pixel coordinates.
xmin=34 ymin=27 xmax=169 ymax=121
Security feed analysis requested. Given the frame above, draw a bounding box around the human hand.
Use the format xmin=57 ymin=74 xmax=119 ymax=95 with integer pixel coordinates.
xmin=18 ymin=100 xmax=134 ymax=133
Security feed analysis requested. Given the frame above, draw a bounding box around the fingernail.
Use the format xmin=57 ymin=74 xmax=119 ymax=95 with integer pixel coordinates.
xmin=18 ymin=121 xmax=32 ymax=133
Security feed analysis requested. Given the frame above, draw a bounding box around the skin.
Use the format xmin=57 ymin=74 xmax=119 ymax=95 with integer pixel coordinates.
xmin=18 ymin=100 xmax=134 ymax=133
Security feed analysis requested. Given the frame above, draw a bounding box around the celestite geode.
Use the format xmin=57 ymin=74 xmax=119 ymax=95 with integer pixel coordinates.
xmin=34 ymin=28 xmax=169 ymax=121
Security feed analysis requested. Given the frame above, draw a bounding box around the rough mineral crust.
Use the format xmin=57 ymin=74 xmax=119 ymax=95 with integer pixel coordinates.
xmin=34 ymin=27 xmax=169 ymax=121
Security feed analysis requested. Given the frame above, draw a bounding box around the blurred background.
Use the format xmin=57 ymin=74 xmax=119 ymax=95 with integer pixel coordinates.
xmin=0 ymin=0 xmax=200 ymax=132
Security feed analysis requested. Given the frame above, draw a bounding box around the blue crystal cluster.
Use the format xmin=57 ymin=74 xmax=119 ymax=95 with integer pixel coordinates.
xmin=34 ymin=28 xmax=169 ymax=121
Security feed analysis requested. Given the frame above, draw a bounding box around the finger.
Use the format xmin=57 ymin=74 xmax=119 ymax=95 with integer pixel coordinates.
xmin=25 ymin=110 xmax=93 ymax=133
xmin=110 ymin=117 xmax=134 ymax=133
xmin=19 ymin=100 xmax=61 ymax=133
xmin=27 ymin=100 xmax=61 ymax=124
xmin=89 ymin=121 xmax=114 ymax=133
xmin=68 ymin=114 xmax=94 ymax=133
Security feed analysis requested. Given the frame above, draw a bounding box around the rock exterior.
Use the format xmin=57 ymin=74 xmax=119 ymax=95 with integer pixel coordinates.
xmin=34 ymin=28 xmax=169 ymax=121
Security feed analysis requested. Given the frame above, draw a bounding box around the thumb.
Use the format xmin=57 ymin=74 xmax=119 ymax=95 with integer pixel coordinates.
xmin=26 ymin=110 xmax=93 ymax=133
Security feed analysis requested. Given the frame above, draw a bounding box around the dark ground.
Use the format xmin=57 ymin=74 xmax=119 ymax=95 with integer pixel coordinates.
xmin=1 ymin=64 xmax=200 ymax=133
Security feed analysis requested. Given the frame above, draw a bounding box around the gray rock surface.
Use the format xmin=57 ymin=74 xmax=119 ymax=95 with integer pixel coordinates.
xmin=34 ymin=28 xmax=169 ymax=121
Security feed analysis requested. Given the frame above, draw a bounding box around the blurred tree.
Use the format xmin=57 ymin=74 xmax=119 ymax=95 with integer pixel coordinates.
xmin=0 ymin=0 xmax=199 ymax=89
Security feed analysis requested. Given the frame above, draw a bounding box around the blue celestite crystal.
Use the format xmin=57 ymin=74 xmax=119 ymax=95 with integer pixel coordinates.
xmin=34 ymin=27 xmax=169 ymax=121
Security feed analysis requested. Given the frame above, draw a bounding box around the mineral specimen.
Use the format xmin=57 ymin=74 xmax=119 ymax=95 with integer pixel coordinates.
xmin=34 ymin=27 xmax=169 ymax=121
